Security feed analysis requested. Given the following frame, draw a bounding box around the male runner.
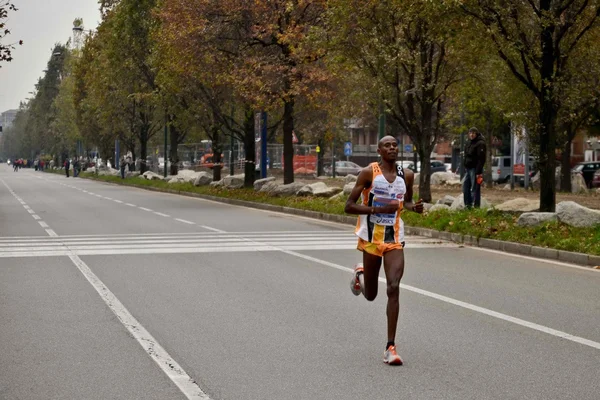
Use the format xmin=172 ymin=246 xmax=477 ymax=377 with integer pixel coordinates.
xmin=344 ymin=135 xmax=423 ymax=365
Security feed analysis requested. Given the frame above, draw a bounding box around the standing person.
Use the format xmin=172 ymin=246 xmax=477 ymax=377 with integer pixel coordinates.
xmin=345 ymin=135 xmax=423 ymax=365
xmin=462 ymin=127 xmax=486 ymax=209
xmin=64 ymin=158 xmax=70 ymax=178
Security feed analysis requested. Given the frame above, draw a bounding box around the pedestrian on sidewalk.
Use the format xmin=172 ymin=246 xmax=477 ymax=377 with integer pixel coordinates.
xmin=462 ymin=127 xmax=486 ymax=209
xmin=64 ymin=159 xmax=70 ymax=178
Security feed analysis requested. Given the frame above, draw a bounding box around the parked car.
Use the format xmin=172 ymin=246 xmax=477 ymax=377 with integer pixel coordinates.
xmin=406 ymin=160 xmax=447 ymax=174
xmin=324 ymin=161 xmax=363 ymax=176
xmin=592 ymin=169 xmax=600 ymax=188
xmin=492 ymin=156 xmax=512 ymax=183
xmin=572 ymin=162 xmax=600 ymax=188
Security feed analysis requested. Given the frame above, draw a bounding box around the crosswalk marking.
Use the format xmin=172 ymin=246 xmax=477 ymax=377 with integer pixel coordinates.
xmin=0 ymin=231 xmax=454 ymax=258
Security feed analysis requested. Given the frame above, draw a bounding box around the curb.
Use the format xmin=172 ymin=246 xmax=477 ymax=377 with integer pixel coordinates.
xmin=78 ymin=175 xmax=600 ymax=269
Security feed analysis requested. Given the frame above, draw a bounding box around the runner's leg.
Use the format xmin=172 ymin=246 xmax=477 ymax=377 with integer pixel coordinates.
xmin=382 ymin=249 xmax=405 ymax=342
xmin=361 ymin=251 xmax=382 ymax=301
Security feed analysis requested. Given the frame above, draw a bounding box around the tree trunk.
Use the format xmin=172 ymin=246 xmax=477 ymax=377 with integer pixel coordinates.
xmin=484 ymin=113 xmax=493 ymax=185
xmin=169 ymin=121 xmax=180 ymax=176
xmin=211 ymin=124 xmax=222 ymax=182
xmin=283 ymin=96 xmax=295 ymax=184
xmin=243 ymin=108 xmax=256 ymax=188
xmin=139 ymin=125 xmax=148 ymax=174
xmin=560 ymin=138 xmax=572 ymax=192
xmin=538 ymin=0 xmax=557 ymax=212
xmin=417 ymin=140 xmax=433 ymax=203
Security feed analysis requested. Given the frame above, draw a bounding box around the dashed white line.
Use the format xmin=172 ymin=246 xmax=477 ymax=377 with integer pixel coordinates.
xmin=38 ymin=221 xmax=49 ymax=228
xmin=154 ymin=212 xmax=170 ymax=217
xmin=32 ymin=215 xmax=41 ymax=220
xmin=27 ymin=209 xmax=35 ymax=214
xmin=114 ymin=200 xmax=123 ymax=204
xmin=175 ymin=218 xmax=195 ymax=225
xmin=139 ymin=207 xmax=153 ymax=212
xmin=125 ymin=203 xmax=136 ymax=207
xmin=45 ymin=229 xmax=58 ymax=237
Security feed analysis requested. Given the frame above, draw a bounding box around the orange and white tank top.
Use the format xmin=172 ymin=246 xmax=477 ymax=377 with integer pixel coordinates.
xmin=355 ymin=162 xmax=406 ymax=244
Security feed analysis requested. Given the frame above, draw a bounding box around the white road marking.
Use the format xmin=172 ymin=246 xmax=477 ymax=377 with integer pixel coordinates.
xmin=27 ymin=209 xmax=35 ymax=214
xmin=32 ymin=215 xmax=41 ymax=220
xmin=279 ymin=249 xmax=600 ymax=352
xmin=175 ymin=218 xmax=195 ymax=225
xmin=125 ymin=203 xmax=136 ymax=207
xmin=45 ymin=229 xmax=58 ymax=237
xmin=23 ymin=205 xmax=30 ymax=210
xmin=139 ymin=207 xmax=153 ymax=212
xmin=154 ymin=212 xmax=170 ymax=217
xmin=200 ymin=225 xmax=226 ymax=233
xmin=114 ymin=200 xmax=123 ymax=204
xmin=68 ymin=254 xmax=210 ymax=399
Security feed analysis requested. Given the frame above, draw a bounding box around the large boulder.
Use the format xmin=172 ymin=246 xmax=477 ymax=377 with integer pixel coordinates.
xmin=142 ymin=171 xmax=163 ymax=181
xmin=450 ymin=194 xmax=490 ymax=210
xmin=125 ymin=171 xmax=140 ymax=178
xmin=344 ymin=174 xmax=358 ymax=184
xmin=431 ymin=172 xmax=458 ymax=186
xmin=193 ymin=172 xmax=213 ymax=186
xmin=168 ymin=176 xmax=186 ymax=184
xmin=428 ymin=204 xmax=450 ymax=213
xmin=329 ymin=192 xmax=345 ymax=201
xmin=258 ymin=181 xmax=280 ymax=194
xmin=571 ymin=174 xmax=588 ymax=194
xmin=495 ymin=198 xmax=539 ymax=212
xmin=177 ymin=169 xmax=201 ymax=184
xmin=556 ymin=201 xmax=600 ymax=227
xmin=99 ymin=168 xmax=119 ymax=176
xmin=436 ymin=195 xmax=456 ymax=207
xmin=517 ymin=212 xmax=558 ymax=227
xmin=297 ymin=182 xmax=342 ymax=197
xmin=271 ymin=182 xmax=305 ymax=197
xmin=343 ymin=182 xmax=355 ymax=195
xmin=254 ymin=177 xmax=276 ymax=191
xmin=210 ymin=179 xmax=224 ymax=187
xmin=223 ymin=174 xmax=245 ymax=189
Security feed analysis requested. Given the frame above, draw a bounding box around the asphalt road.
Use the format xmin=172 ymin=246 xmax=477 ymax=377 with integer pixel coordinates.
xmin=1 ymin=165 xmax=599 ymax=400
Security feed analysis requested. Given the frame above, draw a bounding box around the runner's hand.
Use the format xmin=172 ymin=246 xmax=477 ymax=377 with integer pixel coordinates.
xmin=413 ymin=199 xmax=424 ymax=214
xmin=377 ymin=200 xmax=400 ymax=214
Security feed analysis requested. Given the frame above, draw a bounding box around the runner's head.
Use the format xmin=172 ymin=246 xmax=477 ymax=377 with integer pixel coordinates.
xmin=378 ymin=136 xmax=398 ymax=162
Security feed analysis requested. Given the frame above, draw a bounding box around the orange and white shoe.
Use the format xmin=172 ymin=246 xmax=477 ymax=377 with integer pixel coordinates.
xmin=350 ymin=263 xmax=364 ymax=296
xmin=383 ymin=345 xmax=403 ymax=365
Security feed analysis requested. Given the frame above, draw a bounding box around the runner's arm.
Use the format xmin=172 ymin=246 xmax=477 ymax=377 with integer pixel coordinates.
xmin=345 ymin=166 xmax=377 ymax=215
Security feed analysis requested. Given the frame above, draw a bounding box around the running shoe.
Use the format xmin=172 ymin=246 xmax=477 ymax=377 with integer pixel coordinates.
xmin=383 ymin=345 xmax=403 ymax=365
xmin=350 ymin=263 xmax=364 ymax=296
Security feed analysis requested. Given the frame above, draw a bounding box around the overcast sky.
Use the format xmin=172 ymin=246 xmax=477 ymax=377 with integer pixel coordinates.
xmin=0 ymin=0 xmax=101 ymax=112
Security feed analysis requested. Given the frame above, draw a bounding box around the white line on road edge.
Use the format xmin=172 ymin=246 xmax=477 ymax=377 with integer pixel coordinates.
xmin=0 ymin=177 xmax=209 ymax=399
xmin=281 ymin=250 xmax=600 ymax=351
xmin=175 ymin=218 xmax=195 ymax=225
xmin=68 ymin=254 xmax=210 ymax=399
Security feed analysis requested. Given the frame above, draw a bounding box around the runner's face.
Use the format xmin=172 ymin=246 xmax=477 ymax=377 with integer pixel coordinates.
xmin=468 ymin=131 xmax=477 ymax=140
xmin=379 ymin=139 xmax=398 ymax=161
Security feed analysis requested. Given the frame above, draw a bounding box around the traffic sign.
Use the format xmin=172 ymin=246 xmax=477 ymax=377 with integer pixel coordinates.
xmin=404 ymin=144 xmax=413 ymax=153
xmin=344 ymin=141 xmax=352 ymax=156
